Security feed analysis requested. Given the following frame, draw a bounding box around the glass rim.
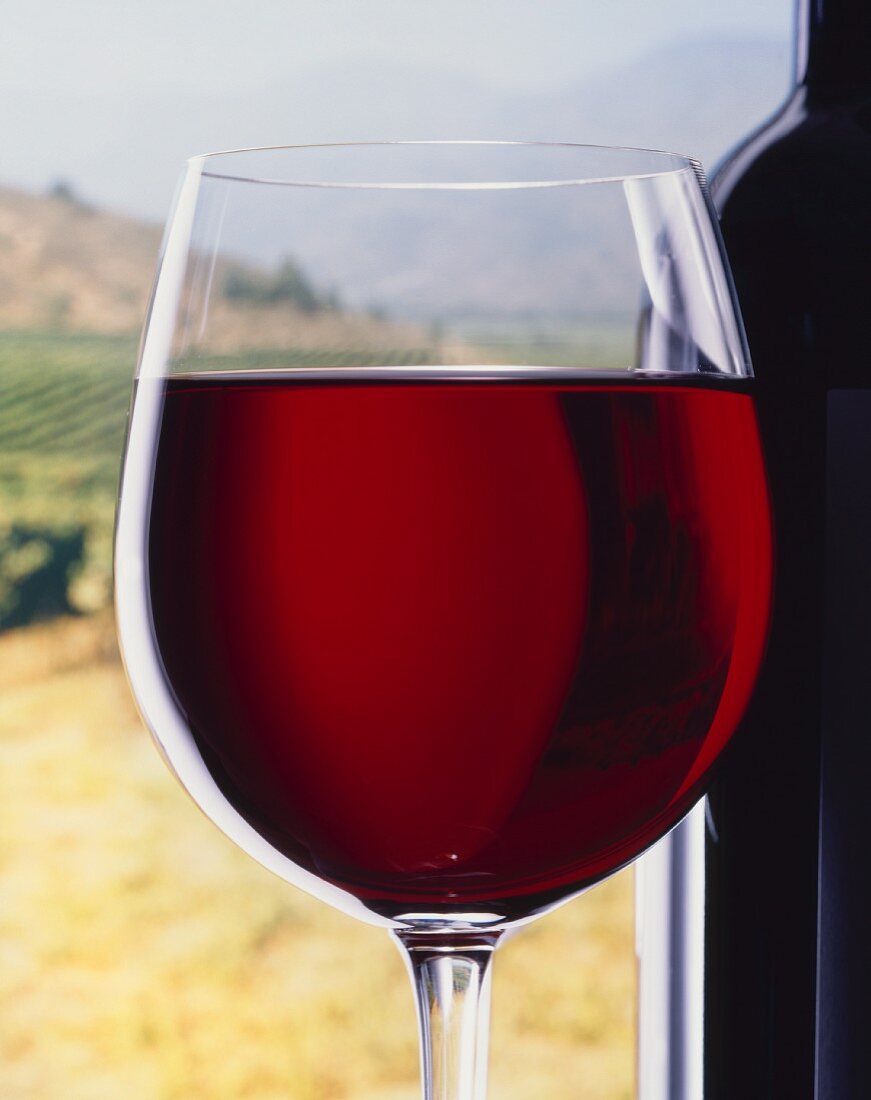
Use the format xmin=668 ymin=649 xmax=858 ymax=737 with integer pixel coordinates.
xmin=191 ymin=139 xmax=703 ymax=191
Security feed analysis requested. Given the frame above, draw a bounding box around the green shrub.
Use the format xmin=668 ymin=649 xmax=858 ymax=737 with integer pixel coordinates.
xmin=223 ymin=257 xmax=334 ymax=313
xmin=0 ymin=523 xmax=86 ymax=628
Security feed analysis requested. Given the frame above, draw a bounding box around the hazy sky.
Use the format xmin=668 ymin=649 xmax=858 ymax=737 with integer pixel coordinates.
xmin=3 ymin=0 xmax=792 ymax=95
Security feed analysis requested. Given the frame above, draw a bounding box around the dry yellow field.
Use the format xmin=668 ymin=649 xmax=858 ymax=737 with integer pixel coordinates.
xmin=0 ymin=617 xmax=635 ymax=1100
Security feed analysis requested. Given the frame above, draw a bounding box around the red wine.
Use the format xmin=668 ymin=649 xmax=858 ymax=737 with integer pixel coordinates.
xmin=143 ymin=371 xmax=770 ymax=917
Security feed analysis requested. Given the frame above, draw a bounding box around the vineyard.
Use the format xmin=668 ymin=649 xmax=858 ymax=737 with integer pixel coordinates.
xmin=0 ymin=331 xmax=136 ymax=627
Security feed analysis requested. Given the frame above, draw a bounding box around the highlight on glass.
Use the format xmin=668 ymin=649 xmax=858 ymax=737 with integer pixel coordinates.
xmin=115 ymin=141 xmax=772 ymax=1099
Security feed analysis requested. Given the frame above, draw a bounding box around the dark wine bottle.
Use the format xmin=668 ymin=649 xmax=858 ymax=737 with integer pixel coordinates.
xmin=638 ymin=2 xmax=871 ymax=1097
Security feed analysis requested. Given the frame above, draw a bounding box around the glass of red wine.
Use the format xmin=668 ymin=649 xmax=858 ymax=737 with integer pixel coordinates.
xmin=115 ymin=142 xmax=771 ymax=1099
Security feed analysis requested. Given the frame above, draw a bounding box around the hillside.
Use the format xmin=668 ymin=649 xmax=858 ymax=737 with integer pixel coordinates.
xmin=0 ymin=186 xmax=425 ymax=353
xmin=0 ymin=186 xmax=159 ymax=332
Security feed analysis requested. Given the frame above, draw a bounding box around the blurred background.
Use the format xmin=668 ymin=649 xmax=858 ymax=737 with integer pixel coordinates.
xmin=1 ymin=2 xmax=791 ymax=1097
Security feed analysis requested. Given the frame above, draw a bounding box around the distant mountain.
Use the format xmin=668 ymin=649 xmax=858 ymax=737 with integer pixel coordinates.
xmin=509 ymin=35 xmax=790 ymax=170
xmin=0 ymin=187 xmax=159 ymax=332
xmin=0 ymin=34 xmax=791 ymax=332
xmin=0 ymin=34 xmax=788 ymax=221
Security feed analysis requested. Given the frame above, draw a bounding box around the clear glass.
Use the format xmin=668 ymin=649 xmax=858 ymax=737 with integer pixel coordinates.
xmin=115 ymin=141 xmax=770 ymax=1099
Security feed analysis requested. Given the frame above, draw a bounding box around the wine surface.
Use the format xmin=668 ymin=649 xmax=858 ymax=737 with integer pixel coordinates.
xmin=143 ymin=372 xmax=770 ymax=916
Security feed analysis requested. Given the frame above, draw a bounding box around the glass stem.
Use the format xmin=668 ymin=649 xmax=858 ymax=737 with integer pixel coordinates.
xmin=393 ymin=930 xmax=501 ymax=1100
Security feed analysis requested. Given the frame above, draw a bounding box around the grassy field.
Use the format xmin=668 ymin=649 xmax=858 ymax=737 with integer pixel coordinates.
xmin=0 ymin=617 xmax=635 ymax=1099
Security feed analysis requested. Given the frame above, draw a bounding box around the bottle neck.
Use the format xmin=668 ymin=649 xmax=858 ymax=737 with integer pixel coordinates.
xmin=796 ymin=0 xmax=871 ymax=105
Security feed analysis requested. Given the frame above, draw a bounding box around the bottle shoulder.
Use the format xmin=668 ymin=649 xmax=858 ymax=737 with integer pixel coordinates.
xmin=713 ymin=91 xmax=871 ymax=214
xmin=714 ymin=90 xmax=871 ymax=391
xmin=711 ymin=93 xmax=809 ymax=207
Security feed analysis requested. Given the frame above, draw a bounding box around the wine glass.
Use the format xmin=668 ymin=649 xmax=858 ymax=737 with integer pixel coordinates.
xmin=115 ymin=141 xmax=771 ymax=1099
